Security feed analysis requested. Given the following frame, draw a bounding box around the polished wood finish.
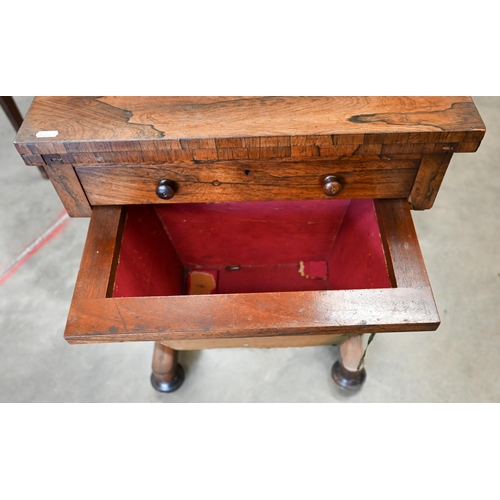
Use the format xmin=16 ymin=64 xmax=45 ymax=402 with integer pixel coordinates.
xmin=14 ymin=97 xmax=485 ymax=215
xmin=64 ymin=199 xmax=439 ymax=345
xmin=151 ymin=342 xmax=184 ymax=393
xmin=15 ymin=97 xmax=485 ymax=156
xmin=43 ymin=162 xmax=92 ymax=217
xmin=323 ymin=175 xmax=343 ymax=196
xmin=12 ymin=96 xmax=485 ymax=391
xmin=66 ymin=288 xmax=438 ymax=344
xmin=331 ymin=335 xmax=367 ymax=390
xmin=14 ymin=141 xmax=481 ymax=167
xmin=375 ymin=199 xmax=431 ymax=288
xmin=72 ymin=206 xmax=125 ymax=299
xmin=410 ymin=153 xmax=454 ymax=209
xmin=75 ymin=157 xmax=419 ymax=205
xmin=152 ymin=342 xmax=178 ymax=383
xmin=155 ymin=179 xmax=176 ymax=200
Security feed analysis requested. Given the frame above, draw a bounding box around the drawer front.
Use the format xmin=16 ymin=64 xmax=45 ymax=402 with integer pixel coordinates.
xmin=64 ymin=198 xmax=439 ymax=346
xmin=75 ymin=158 xmax=420 ymax=205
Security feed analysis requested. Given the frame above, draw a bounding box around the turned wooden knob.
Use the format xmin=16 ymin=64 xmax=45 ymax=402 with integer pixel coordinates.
xmin=156 ymin=180 xmax=177 ymax=200
xmin=323 ymin=175 xmax=343 ymax=196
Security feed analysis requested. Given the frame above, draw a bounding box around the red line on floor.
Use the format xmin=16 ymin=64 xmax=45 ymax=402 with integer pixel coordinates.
xmin=0 ymin=210 xmax=70 ymax=286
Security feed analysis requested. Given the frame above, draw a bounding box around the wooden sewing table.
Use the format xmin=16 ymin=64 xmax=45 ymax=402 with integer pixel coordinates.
xmin=14 ymin=97 xmax=485 ymax=392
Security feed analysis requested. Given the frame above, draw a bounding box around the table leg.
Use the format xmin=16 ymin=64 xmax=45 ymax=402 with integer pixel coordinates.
xmin=332 ymin=335 xmax=367 ymax=390
xmin=150 ymin=342 xmax=185 ymax=393
xmin=0 ymin=96 xmax=48 ymax=179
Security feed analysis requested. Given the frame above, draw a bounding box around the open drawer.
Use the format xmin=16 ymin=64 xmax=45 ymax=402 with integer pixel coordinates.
xmin=64 ymin=198 xmax=439 ymax=347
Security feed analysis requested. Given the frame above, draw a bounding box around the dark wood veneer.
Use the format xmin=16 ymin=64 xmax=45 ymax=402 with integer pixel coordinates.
xmin=14 ymin=97 xmax=485 ymax=214
xmin=64 ymin=199 xmax=439 ymax=345
xmin=13 ymin=96 xmax=485 ymax=392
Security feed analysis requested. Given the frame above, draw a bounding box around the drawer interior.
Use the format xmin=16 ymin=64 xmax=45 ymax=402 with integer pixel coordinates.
xmin=65 ymin=198 xmax=439 ymax=345
xmin=112 ymin=200 xmax=392 ymax=298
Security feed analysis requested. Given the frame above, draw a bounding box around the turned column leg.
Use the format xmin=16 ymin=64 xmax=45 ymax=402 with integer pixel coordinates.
xmin=150 ymin=342 xmax=185 ymax=393
xmin=332 ymin=335 xmax=367 ymax=391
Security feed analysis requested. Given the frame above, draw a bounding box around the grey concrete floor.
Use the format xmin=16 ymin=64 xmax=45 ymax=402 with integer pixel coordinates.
xmin=0 ymin=96 xmax=498 ymax=403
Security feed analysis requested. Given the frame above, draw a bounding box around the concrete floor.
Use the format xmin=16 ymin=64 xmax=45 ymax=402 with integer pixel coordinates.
xmin=0 ymin=96 xmax=498 ymax=403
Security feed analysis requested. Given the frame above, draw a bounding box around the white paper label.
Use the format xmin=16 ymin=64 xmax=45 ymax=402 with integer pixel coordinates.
xmin=36 ymin=130 xmax=59 ymax=138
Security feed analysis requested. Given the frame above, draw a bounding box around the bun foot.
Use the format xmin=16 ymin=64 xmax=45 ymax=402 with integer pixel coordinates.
xmin=331 ymin=360 xmax=366 ymax=391
xmin=151 ymin=364 xmax=185 ymax=393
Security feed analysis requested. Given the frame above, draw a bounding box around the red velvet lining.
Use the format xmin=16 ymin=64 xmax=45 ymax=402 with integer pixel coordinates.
xmin=328 ymin=199 xmax=393 ymax=290
xmin=112 ymin=200 xmax=391 ymax=297
xmin=113 ymin=205 xmax=184 ymax=298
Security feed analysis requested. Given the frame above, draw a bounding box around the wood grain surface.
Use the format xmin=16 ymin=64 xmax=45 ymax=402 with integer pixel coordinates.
xmin=43 ymin=162 xmax=92 ymax=217
xmin=65 ymin=288 xmax=439 ymax=344
xmin=15 ymin=97 xmax=485 ymax=161
xmin=410 ymin=153 xmax=454 ymax=209
xmin=64 ymin=199 xmax=439 ymax=345
xmin=75 ymin=159 xmax=419 ymax=204
xmin=71 ymin=206 xmax=125 ymax=299
xmin=375 ymin=199 xmax=431 ymax=288
xmin=13 ymin=97 xmax=485 ymax=214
